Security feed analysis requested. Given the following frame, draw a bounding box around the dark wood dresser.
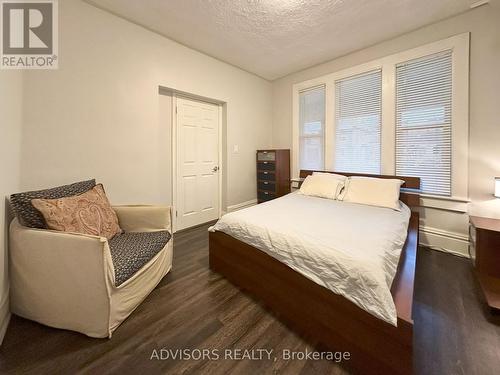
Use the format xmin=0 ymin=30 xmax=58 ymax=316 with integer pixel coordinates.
xmin=469 ymin=216 xmax=500 ymax=310
xmin=256 ymin=149 xmax=290 ymax=203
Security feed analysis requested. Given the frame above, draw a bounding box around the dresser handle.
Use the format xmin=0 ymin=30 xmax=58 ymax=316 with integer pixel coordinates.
xmin=264 ymin=182 xmax=268 ymax=184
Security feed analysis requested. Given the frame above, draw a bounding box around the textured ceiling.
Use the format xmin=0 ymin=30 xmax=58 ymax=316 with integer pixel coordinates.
xmin=86 ymin=0 xmax=474 ymax=80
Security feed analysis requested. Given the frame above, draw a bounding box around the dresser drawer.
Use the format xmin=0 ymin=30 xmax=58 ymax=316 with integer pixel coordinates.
xmin=257 ymin=161 xmax=275 ymax=171
xmin=258 ymin=181 xmax=276 ymax=192
xmin=258 ymin=190 xmax=275 ymax=202
xmin=258 ymin=171 xmax=275 ymax=181
xmin=257 ymin=151 xmax=276 ymax=161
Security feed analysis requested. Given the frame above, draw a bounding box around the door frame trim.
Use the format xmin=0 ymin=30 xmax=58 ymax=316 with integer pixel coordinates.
xmin=172 ymin=93 xmax=223 ymax=233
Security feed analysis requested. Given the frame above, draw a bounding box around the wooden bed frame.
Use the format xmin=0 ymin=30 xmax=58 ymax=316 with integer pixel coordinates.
xmin=209 ymin=170 xmax=420 ymax=374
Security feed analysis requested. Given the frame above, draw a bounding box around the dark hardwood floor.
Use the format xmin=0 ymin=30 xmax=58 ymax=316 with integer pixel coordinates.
xmin=1 ymin=224 xmax=499 ymax=374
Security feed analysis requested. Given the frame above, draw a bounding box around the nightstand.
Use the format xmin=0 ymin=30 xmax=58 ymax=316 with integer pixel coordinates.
xmin=469 ymin=216 xmax=500 ymax=310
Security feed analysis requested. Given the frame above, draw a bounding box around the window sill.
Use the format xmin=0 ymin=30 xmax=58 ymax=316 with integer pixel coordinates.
xmin=419 ymin=194 xmax=470 ymax=203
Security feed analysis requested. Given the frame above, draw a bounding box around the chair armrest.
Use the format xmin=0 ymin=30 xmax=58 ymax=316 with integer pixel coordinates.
xmin=112 ymin=205 xmax=172 ymax=232
xmin=9 ymin=220 xmax=111 ymax=277
xmin=10 ymin=219 xmax=107 ymax=250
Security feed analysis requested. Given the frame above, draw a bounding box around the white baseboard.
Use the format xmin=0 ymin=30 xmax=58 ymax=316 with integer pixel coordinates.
xmin=419 ymin=225 xmax=470 ymax=258
xmin=0 ymin=293 xmax=10 ymax=345
xmin=227 ymin=199 xmax=258 ymax=213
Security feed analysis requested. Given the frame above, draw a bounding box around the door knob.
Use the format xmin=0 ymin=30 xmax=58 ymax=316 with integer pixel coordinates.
xmin=212 ymin=166 xmax=219 ymax=172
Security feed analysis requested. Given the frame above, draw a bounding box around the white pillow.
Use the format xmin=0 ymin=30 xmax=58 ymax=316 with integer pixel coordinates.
xmin=299 ymin=174 xmax=345 ymax=200
xmin=312 ymin=172 xmax=347 ymax=182
xmin=341 ymin=176 xmax=404 ymax=210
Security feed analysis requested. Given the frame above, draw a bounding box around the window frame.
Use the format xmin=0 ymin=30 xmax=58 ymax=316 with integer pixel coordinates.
xmin=292 ymin=32 xmax=469 ymax=201
xmin=395 ymin=50 xmax=454 ymax=196
xmin=298 ymin=85 xmax=326 ymax=170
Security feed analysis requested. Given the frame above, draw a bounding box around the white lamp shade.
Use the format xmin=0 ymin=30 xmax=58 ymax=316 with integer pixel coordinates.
xmin=496 ymin=177 xmax=500 ymax=198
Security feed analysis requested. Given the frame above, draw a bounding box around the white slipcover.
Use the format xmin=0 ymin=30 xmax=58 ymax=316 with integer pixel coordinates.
xmin=9 ymin=205 xmax=173 ymax=338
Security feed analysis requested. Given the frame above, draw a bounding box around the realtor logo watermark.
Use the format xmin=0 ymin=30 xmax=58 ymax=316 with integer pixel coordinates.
xmin=1 ymin=0 xmax=58 ymax=69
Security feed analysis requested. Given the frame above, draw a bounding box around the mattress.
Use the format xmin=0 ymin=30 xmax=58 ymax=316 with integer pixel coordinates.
xmin=210 ymin=192 xmax=411 ymax=326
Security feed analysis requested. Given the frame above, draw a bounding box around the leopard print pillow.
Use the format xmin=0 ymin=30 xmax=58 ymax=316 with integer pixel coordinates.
xmin=10 ymin=179 xmax=96 ymax=228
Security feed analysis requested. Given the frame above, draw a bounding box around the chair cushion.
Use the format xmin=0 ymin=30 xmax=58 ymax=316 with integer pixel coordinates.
xmin=108 ymin=230 xmax=171 ymax=286
xmin=10 ymin=179 xmax=96 ymax=228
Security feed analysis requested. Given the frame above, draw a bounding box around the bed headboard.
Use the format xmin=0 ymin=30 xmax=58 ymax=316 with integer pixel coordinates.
xmin=299 ymin=170 xmax=421 ymax=208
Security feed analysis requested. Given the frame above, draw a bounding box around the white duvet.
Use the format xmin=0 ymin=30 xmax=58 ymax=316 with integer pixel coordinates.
xmin=210 ymin=192 xmax=411 ymax=326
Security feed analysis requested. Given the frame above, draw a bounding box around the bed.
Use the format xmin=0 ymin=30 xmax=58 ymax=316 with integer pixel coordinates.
xmin=209 ymin=170 xmax=420 ymax=374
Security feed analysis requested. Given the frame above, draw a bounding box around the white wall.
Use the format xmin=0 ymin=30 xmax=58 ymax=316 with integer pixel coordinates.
xmin=21 ymin=0 xmax=272 ymax=209
xmin=0 ymin=71 xmax=23 ymax=343
xmin=271 ymin=3 xmax=500 ymax=256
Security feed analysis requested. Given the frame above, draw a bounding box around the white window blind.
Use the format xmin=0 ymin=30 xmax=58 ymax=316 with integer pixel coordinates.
xmin=396 ymin=50 xmax=452 ymax=196
xmin=299 ymin=86 xmax=325 ymax=170
xmin=334 ymin=70 xmax=382 ymax=174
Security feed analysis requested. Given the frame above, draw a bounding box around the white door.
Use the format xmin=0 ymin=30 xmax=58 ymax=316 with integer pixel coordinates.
xmin=175 ymin=96 xmax=220 ymax=230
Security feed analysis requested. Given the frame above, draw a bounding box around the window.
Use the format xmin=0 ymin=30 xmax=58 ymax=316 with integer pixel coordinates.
xmin=293 ymin=33 xmax=468 ymax=200
xmin=334 ymin=70 xmax=382 ymax=174
xmin=396 ymin=51 xmax=452 ymax=196
xmin=299 ymin=86 xmax=325 ymax=170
